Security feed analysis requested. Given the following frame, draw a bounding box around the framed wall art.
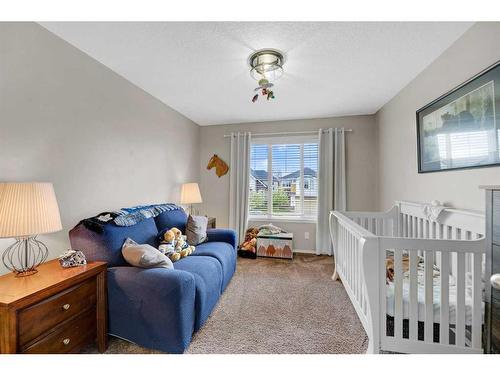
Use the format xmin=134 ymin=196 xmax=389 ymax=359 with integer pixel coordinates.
xmin=417 ymin=61 xmax=500 ymax=173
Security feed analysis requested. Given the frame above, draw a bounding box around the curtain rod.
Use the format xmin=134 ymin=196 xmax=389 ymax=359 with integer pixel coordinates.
xmin=223 ymin=129 xmax=353 ymax=138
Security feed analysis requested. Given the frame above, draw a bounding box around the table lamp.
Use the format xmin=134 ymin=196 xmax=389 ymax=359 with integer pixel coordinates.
xmin=180 ymin=182 xmax=202 ymax=215
xmin=0 ymin=182 xmax=62 ymax=276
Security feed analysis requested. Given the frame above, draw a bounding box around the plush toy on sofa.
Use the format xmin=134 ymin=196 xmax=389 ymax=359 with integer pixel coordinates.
xmin=158 ymin=229 xmax=181 ymax=262
xmin=158 ymin=228 xmax=195 ymax=262
xmin=170 ymin=227 xmax=195 ymax=257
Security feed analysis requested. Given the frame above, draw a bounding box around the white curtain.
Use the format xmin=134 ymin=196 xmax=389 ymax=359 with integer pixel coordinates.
xmin=316 ymin=128 xmax=346 ymax=255
xmin=229 ymin=132 xmax=251 ymax=245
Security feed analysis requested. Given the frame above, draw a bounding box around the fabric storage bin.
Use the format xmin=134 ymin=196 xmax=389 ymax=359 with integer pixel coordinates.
xmin=256 ymin=233 xmax=293 ymax=259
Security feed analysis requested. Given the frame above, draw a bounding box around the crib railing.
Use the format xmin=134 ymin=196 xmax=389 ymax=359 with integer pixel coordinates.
xmin=329 ymin=210 xmax=378 ymax=345
xmin=379 ymin=237 xmax=484 ymax=353
xmin=344 ymin=206 xmax=398 ymax=237
xmin=330 ymin=202 xmax=486 ymax=354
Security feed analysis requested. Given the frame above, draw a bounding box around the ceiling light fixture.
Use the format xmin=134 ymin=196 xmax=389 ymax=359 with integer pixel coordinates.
xmin=248 ymin=49 xmax=284 ymax=103
xmin=249 ymin=49 xmax=284 ymax=81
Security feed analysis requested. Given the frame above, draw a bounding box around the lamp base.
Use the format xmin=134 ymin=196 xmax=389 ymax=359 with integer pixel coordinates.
xmin=2 ymin=237 xmax=49 ymax=276
xmin=15 ymin=269 xmax=39 ymax=277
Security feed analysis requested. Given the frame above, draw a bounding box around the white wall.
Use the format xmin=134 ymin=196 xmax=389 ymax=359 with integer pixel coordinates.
xmin=199 ymin=115 xmax=378 ymax=251
xmin=0 ymin=23 xmax=200 ymax=275
xmin=376 ymin=22 xmax=500 ymax=212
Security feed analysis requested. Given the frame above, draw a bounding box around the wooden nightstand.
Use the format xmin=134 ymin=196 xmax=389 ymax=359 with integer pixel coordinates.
xmin=0 ymin=259 xmax=107 ymax=354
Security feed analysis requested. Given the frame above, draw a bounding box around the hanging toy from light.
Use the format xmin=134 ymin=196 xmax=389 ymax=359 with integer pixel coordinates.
xmin=252 ymin=78 xmax=275 ymax=103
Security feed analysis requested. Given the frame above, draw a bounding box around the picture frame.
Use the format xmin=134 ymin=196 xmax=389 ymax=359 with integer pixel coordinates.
xmin=416 ymin=60 xmax=500 ymax=173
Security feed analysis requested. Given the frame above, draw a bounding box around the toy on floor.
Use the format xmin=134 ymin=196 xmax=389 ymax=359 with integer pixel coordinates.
xmin=158 ymin=228 xmax=195 ymax=262
xmin=237 ymin=227 xmax=259 ymax=259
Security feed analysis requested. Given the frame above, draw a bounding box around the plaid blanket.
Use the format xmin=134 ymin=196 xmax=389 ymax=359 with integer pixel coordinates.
xmin=80 ymin=203 xmax=182 ymax=233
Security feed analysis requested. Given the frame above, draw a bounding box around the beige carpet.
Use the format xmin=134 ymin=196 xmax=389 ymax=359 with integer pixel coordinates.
xmin=83 ymin=254 xmax=368 ymax=354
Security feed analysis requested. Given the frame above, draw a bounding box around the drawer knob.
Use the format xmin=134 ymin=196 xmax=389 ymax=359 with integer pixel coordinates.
xmin=62 ymin=338 xmax=70 ymax=345
xmin=62 ymin=303 xmax=70 ymax=311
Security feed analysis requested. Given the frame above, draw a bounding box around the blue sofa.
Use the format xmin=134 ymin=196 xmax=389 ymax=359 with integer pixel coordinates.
xmin=69 ymin=205 xmax=237 ymax=353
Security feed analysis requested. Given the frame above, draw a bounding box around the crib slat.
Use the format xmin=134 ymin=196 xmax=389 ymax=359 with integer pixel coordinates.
xmin=348 ymin=232 xmax=352 ymax=287
xmin=340 ymin=227 xmax=345 ymax=275
xmin=424 ymin=251 xmax=434 ymax=342
xmin=354 ymin=236 xmax=358 ymax=301
xmin=471 ymin=252 xmax=482 ymax=349
xmin=380 ymin=246 xmax=387 ymax=341
xmin=349 ymin=233 xmax=356 ymax=293
xmin=409 ymin=250 xmax=419 ymax=341
xmin=394 ymin=251 xmax=403 ymax=339
xmin=401 ymin=214 xmax=406 ymax=237
xmin=440 ymin=252 xmax=450 ymax=345
xmin=456 ymin=252 xmax=466 ymax=347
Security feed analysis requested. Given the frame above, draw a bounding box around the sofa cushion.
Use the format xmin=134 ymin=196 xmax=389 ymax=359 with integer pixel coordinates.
xmin=70 ymin=217 xmax=159 ymax=267
xmin=154 ymin=208 xmax=188 ymax=233
xmin=191 ymin=241 xmax=236 ymax=292
xmin=174 ymin=255 xmax=222 ymax=331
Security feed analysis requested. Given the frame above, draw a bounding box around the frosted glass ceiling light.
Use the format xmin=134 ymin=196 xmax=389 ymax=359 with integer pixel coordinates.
xmin=249 ymin=49 xmax=284 ymax=82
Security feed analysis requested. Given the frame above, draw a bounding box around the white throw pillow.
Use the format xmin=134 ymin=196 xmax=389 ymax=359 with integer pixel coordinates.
xmin=122 ymin=238 xmax=174 ymax=269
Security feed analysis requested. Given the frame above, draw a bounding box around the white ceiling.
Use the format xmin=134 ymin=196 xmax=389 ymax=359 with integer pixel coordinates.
xmin=40 ymin=22 xmax=472 ymax=126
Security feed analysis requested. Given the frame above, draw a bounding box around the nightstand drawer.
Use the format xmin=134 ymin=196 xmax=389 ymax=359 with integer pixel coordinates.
xmin=18 ymin=278 xmax=97 ymax=346
xmin=22 ymin=308 xmax=96 ymax=354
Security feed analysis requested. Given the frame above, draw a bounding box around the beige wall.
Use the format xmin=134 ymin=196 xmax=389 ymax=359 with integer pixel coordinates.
xmin=7 ymin=22 xmax=494 ymax=269
xmin=199 ymin=115 xmax=378 ymax=251
xmin=376 ymin=22 xmax=500 ymax=212
xmin=0 ymin=23 xmax=200 ymax=275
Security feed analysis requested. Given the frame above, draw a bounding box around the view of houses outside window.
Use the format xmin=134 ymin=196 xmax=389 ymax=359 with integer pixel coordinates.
xmin=249 ymin=140 xmax=319 ymax=220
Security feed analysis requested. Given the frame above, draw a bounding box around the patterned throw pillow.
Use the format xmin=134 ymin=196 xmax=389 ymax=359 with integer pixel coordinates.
xmin=186 ymin=215 xmax=208 ymax=245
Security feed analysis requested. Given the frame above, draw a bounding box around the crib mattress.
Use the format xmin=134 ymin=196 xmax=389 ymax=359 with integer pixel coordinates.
xmin=386 ymin=272 xmax=484 ymax=325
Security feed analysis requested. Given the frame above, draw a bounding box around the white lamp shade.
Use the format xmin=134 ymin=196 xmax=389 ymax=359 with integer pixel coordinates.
xmin=0 ymin=182 xmax=63 ymax=238
xmin=180 ymin=183 xmax=203 ymax=205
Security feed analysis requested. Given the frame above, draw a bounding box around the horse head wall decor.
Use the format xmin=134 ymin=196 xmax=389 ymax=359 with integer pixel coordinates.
xmin=207 ymin=154 xmax=229 ymax=178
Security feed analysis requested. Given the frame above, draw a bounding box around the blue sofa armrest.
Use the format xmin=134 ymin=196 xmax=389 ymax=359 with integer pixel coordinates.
xmin=206 ymin=228 xmax=238 ymax=249
xmin=106 ymin=266 xmax=196 ymax=353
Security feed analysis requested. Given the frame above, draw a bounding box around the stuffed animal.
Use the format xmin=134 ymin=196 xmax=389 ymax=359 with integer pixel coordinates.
xmin=241 ymin=237 xmax=256 ymax=251
xmin=158 ymin=229 xmax=181 ymax=262
xmin=237 ymin=227 xmax=259 ymax=258
xmin=170 ymin=227 xmax=196 ymax=257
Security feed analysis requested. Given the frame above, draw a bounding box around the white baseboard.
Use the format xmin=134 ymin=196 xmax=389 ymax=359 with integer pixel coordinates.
xmin=294 ymin=249 xmax=332 ymax=256
xmin=293 ymin=249 xmax=316 ymax=254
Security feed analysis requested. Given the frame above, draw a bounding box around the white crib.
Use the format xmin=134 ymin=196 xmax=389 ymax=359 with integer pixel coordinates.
xmin=329 ymin=201 xmax=486 ymax=354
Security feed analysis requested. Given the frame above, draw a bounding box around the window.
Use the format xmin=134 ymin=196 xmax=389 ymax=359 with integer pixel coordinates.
xmin=436 ymin=129 xmax=496 ymax=169
xmin=249 ymin=137 xmax=319 ymax=220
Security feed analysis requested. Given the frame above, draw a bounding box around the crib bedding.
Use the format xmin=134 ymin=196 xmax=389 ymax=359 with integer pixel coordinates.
xmin=386 ymin=266 xmax=484 ymax=325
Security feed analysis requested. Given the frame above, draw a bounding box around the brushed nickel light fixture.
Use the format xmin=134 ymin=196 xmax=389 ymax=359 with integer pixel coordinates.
xmin=248 ymin=49 xmax=284 ymax=102
xmin=249 ymin=49 xmax=284 ymax=81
